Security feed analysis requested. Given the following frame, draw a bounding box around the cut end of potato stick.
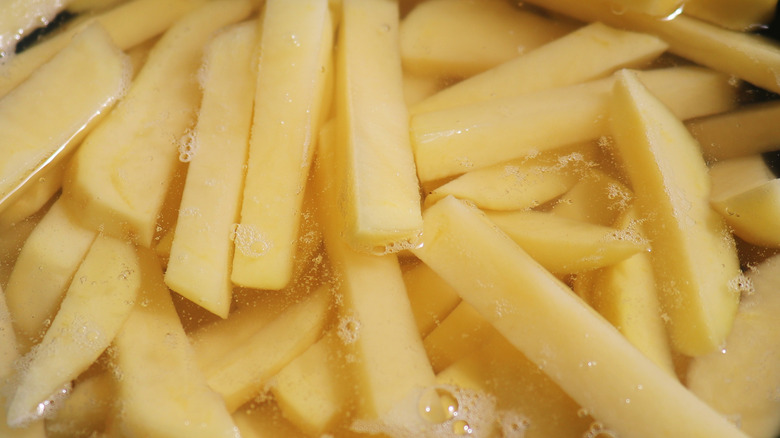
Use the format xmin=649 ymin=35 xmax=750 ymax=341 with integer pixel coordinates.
xmin=609 ymin=69 xmax=741 ymax=356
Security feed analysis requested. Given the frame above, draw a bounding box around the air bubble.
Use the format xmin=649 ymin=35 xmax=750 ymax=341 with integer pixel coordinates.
xmin=337 ymin=315 xmax=361 ymax=344
xmin=231 ymin=224 xmax=271 ymax=257
xmin=577 ymin=407 xmax=590 ymax=418
xmin=453 ymin=419 xmax=473 ymax=435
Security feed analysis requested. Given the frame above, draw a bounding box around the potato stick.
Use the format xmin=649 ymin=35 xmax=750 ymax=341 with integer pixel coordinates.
xmin=62 ymin=0 xmax=253 ymax=247
xmin=0 ymin=23 xmax=129 ymax=212
xmin=551 ymin=168 xmax=633 ymax=226
xmin=403 ymin=262 xmax=460 ymax=337
xmin=609 ymin=70 xmax=741 ymax=356
xmin=412 ymin=66 xmax=738 ymax=182
xmin=0 ymin=0 xmax=70 ymax=54
xmin=164 ymin=22 xmax=256 ymax=318
xmin=44 ymin=372 xmax=113 ymax=438
xmin=0 ymin=212 xmax=41 ymax=287
xmin=687 ymin=254 xmax=780 ymax=438
xmin=335 ymin=0 xmax=423 ymax=254
xmin=0 ymin=0 xmax=207 ymax=98
xmin=423 ymin=301 xmax=497 ymax=373
xmin=6 ymin=234 xmax=140 ymax=427
xmin=424 ymin=142 xmax=597 ymax=211
xmin=231 ymin=0 xmax=333 ymax=291
xmin=204 ymin=285 xmax=331 ymax=412
xmin=437 ymin=333 xmax=593 ymax=438
xmin=399 ymin=0 xmax=573 ymax=78
xmin=523 ymin=0 xmax=780 ymax=94
xmin=411 ymin=22 xmax=668 ymax=114
xmin=709 ymin=155 xmax=780 ymax=247
xmin=486 ymin=210 xmax=649 ymax=274
xmin=233 ymin=401 xmax=310 ymax=438
xmin=688 ymin=101 xmax=780 ymax=162
xmin=402 ymin=72 xmax=442 ymax=108
xmin=0 ymin=288 xmax=46 ymax=438
xmin=0 ymin=161 xmax=64 ymax=228
xmin=412 ymin=196 xmax=748 ymax=438
xmin=5 ymin=199 xmax=97 ymax=351
xmin=113 ymin=248 xmax=238 ymax=438
xmin=684 ymin=0 xmax=776 ymax=31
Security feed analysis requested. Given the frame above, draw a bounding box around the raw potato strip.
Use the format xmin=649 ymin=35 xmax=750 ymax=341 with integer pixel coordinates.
xmin=412 ymin=196 xmax=749 ymax=438
xmin=113 ymin=249 xmax=239 ymax=438
xmin=232 ymin=401 xmax=310 ymax=438
xmin=0 ymin=0 xmax=69 ymax=53
xmin=165 ymin=22 xmax=257 ymax=318
xmin=423 ymin=301 xmax=497 ymax=373
xmin=399 ymin=0 xmax=573 ymax=78
xmin=403 ymin=262 xmax=460 ymax=338
xmin=6 ymin=235 xmax=140 ymax=427
xmin=551 ymin=169 xmax=633 ymax=226
xmin=609 ymin=70 xmax=741 ymax=356
xmin=5 ymin=199 xmax=97 ymax=350
xmin=45 ymin=373 xmax=113 ymax=438
xmin=0 ymin=0 xmax=207 ymax=98
xmin=0 ymin=162 xmax=64 ymax=228
xmin=684 ymin=0 xmax=776 ymax=31
xmin=0 ymin=23 xmax=129 ymax=210
xmin=335 ymin=0 xmax=423 ymax=254
xmin=203 ymin=286 xmax=331 ymax=412
xmin=411 ymin=22 xmax=668 ymax=114
xmin=522 ymin=0 xmax=780 ymax=94
xmin=411 ymin=66 xmax=737 ymax=182
xmin=231 ymin=0 xmax=333 ymax=290
xmin=62 ymin=0 xmax=253 ymax=247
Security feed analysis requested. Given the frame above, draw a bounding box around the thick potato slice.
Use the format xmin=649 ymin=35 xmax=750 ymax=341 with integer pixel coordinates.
xmin=0 ymin=23 xmax=129 ymax=211
xmin=709 ymin=155 xmax=780 ymax=247
xmin=411 ymin=22 xmax=667 ymax=114
xmin=412 ymin=196 xmax=748 ymax=438
xmin=412 ymin=66 xmax=738 ymax=182
xmin=687 ymin=254 xmax=780 ymax=438
xmin=403 ymin=262 xmax=460 ymax=338
xmin=689 ymin=101 xmax=780 ymax=162
xmin=550 ymin=168 xmax=633 ymax=226
xmin=4 ymin=199 xmax=97 ymax=350
xmin=164 ymin=22 xmax=256 ymax=318
xmin=399 ymin=0 xmax=573 ymax=78
xmin=231 ymin=0 xmax=333 ymax=291
xmin=112 ymin=248 xmax=238 ymax=438
xmin=62 ymin=0 xmax=252 ymax=247
xmin=6 ymin=235 xmax=140 ymax=427
xmin=609 ymin=69 xmax=741 ymax=356
xmin=334 ymin=0 xmax=423 ymax=254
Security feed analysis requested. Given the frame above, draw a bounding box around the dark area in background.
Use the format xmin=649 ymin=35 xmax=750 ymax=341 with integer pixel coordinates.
xmin=14 ymin=10 xmax=76 ymax=54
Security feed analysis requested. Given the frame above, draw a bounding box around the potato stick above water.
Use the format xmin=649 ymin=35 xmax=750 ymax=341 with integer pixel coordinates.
xmin=164 ymin=21 xmax=256 ymax=319
xmin=412 ymin=196 xmax=749 ymax=438
xmin=231 ymin=0 xmax=333 ymax=291
xmin=411 ymin=21 xmax=668 ymax=114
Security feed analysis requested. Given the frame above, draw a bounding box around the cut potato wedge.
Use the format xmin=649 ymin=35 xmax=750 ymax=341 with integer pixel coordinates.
xmin=44 ymin=372 xmax=113 ymax=438
xmin=402 ymin=262 xmax=460 ymax=338
xmin=689 ymin=101 xmax=780 ymax=162
xmin=551 ymin=168 xmax=633 ymax=226
xmin=609 ymin=69 xmax=741 ymax=356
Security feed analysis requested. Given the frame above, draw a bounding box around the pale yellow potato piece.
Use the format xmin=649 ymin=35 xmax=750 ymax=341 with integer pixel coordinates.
xmin=233 ymin=402 xmax=309 ymax=438
xmin=486 ymin=210 xmax=649 ymax=274
xmin=0 ymin=0 xmax=70 ymax=53
xmin=687 ymin=254 xmax=780 ymax=438
xmin=424 ymin=142 xmax=597 ymax=210
xmin=203 ymin=285 xmax=331 ymax=412
xmin=231 ymin=0 xmax=333 ymax=290
xmin=423 ymin=300 xmax=497 ymax=373
xmin=44 ymin=372 xmax=113 ymax=438
xmin=62 ymin=0 xmax=252 ymax=247
xmin=0 ymin=162 xmax=64 ymax=228
xmin=577 ymin=207 xmax=675 ymax=375
xmin=682 ymin=0 xmax=776 ymax=31
xmin=270 ymin=330 xmax=348 ymax=436
xmin=609 ymin=69 xmax=741 ymax=356
xmin=412 ymin=196 xmax=748 ymax=438
xmin=165 ymin=22 xmax=256 ymax=318
xmin=0 ymin=23 xmax=129 ymax=211
xmin=403 ymin=262 xmax=460 ymax=337
xmin=113 ymin=248 xmax=238 ymax=438
xmin=412 ymin=66 xmax=738 ymax=182
xmin=523 ymin=0 xmax=780 ymax=94
xmin=402 ymin=72 xmax=442 ymax=108
xmin=6 ymin=235 xmax=140 ymax=427
xmin=399 ymin=0 xmax=573 ymax=78
xmin=0 ymin=0 xmax=207 ymax=99
xmin=4 ymin=199 xmax=97 ymax=350
xmin=689 ymin=101 xmax=780 ymax=162
xmin=437 ymin=333 xmax=593 ymax=438
xmin=551 ymin=168 xmax=633 ymax=226
xmin=412 ymin=22 xmax=668 ymax=114
xmin=334 ymin=0 xmax=423 ymax=254
xmin=710 ymin=155 xmax=780 ymax=247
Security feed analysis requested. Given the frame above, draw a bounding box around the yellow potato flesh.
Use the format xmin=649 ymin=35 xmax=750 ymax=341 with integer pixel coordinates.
xmin=689 ymin=101 xmax=780 ymax=162
xmin=550 ymin=168 xmax=633 ymax=226
xmin=681 ymin=0 xmax=776 ymax=31
xmin=402 ymin=262 xmax=460 ymax=338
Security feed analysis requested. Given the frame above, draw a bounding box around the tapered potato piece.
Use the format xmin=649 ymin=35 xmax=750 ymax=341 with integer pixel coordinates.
xmin=403 ymin=262 xmax=460 ymax=337
xmin=689 ymin=101 xmax=780 ymax=162
xmin=5 ymin=199 xmax=97 ymax=350
xmin=231 ymin=0 xmax=333 ymax=290
xmin=551 ymin=168 xmax=633 ymax=226
xmin=62 ymin=0 xmax=252 ymax=247
xmin=44 ymin=372 xmax=113 ymax=438
xmin=0 ymin=162 xmax=64 ymax=228
xmin=334 ymin=0 xmax=423 ymax=254
xmin=423 ymin=301 xmax=497 ymax=373
xmin=164 ymin=22 xmax=256 ymax=318
xmin=412 ymin=196 xmax=748 ymax=438
xmin=113 ymin=249 xmax=238 ymax=438
xmin=6 ymin=235 xmax=140 ymax=427
xmin=399 ymin=0 xmax=573 ymax=78
xmin=609 ymin=69 xmax=741 ymax=356
xmin=412 ymin=22 xmax=667 ymax=114
xmin=0 ymin=23 xmax=129 ymax=212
